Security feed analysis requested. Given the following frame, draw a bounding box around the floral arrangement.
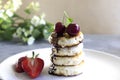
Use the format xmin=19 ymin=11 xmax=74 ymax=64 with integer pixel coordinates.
xmin=0 ymin=0 xmax=54 ymax=45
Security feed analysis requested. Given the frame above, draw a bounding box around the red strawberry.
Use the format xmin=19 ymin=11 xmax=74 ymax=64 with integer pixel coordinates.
xmin=21 ymin=52 xmax=44 ymax=78
xmin=15 ymin=56 xmax=27 ymax=73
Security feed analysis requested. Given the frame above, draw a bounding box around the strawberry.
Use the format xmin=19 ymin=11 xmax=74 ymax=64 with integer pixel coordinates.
xmin=15 ymin=56 xmax=27 ymax=73
xmin=21 ymin=52 xmax=44 ymax=78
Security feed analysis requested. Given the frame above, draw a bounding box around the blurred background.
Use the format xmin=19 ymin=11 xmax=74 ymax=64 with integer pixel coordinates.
xmin=18 ymin=0 xmax=120 ymax=35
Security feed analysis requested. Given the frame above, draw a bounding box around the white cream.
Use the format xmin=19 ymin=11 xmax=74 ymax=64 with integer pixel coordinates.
xmin=52 ymin=52 xmax=84 ymax=66
xmin=53 ymin=43 xmax=83 ymax=56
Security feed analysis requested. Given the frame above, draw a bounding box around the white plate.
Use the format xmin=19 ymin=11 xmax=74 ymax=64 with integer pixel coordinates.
xmin=0 ymin=48 xmax=120 ymax=80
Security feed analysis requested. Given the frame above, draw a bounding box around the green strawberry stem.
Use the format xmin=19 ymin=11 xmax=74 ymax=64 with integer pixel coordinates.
xmin=32 ymin=51 xmax=39 ymax=59
xmin=32 ymin=51 xmax=35 ymax=59
xmin=35 ymin=54 xmax=39 ymax=58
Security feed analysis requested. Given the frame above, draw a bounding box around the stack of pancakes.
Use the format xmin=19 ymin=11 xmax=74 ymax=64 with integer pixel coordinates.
xmin=48 ymin=32 xmax=85 ymax=76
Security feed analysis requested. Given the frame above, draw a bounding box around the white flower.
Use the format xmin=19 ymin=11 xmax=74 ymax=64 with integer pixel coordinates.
xmin=31 ymin=14 xmax=46 ymax=26
xmin=26 ymin=2 xmax=40 ymax=12
xmin=31 ymin=15 xmax=40 ymax=26
xmin=6 ymin=9 xmax=14 ymax=17
xmin=39 ymin=19 xmax=46 ymax=25
xmin=27 ymin=36 xmax=35 ymax=45
xmin=0 ymin=9 xmax=4 ymax=18
xmin=0 ymin=9 xmax=8 ymax=20
xmin=16 ymin=27 xmax=22 ymax=37
xmin=40 ymin=13 xmax=46 ymax=25
xmin=30 ymin=25 xmax=34 ymax=32
xmin=12 ymin=0 xmax=22 ymax=11
xmin=41 ymin=13 xmax=46 ymax=19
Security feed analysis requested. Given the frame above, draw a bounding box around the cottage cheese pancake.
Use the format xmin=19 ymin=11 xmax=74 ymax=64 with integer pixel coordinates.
xmin=49 ymin=32 xmax=84 ymax=47
xmin=48 ymin=60 xmax=84 ymax=76
xmin=52 ymin=43 xmax=83 ymax=56
xmin=51 ymin=51 xmax=84 ymax=66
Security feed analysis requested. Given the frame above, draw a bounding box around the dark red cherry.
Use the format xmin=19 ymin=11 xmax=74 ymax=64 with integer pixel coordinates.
xmin=66 ymin=23 xmax=80 ymax=36
xmin=55 ymin=22 xmax=65 ymax=36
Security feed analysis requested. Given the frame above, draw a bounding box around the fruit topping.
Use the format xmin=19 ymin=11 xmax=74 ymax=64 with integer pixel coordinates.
xmin=54 ymin=12 xmax=81 ymax=37
xmin=66 ymin=23 xmax=80 ymax=36
xmin=55 ymin=22 xmax=65 ymax=36
xmin=14 ymin=52 xmax=44 ymax=79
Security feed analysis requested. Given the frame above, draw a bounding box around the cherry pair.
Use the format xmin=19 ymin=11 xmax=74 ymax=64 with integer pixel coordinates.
xmin=55 ymin=22 xmax=80 ymax=36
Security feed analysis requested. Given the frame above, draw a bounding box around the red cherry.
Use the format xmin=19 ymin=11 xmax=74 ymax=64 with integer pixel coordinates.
xmin=66 ymin=23 xmax=80 ymax=36
xmin=55 ymin=22 xmax=65 ymax=36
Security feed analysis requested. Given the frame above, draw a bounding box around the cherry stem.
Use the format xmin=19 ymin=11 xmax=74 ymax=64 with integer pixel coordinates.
xmin=62 ymin=11 xmax=70 ymax=26
xmin=62 ymin=14 xmax=65 ymax=26
xmin=64 ymin=11 xmax=69 ymax=18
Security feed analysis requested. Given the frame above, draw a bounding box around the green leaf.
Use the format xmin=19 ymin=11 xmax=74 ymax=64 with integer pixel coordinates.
xmin=0 ymin=18 xmax=3 ymax=24
xmin=2 ymin=29 xmax=13 ymax=40
xmin=22 ymin=37 xmax=28 ymax=43
xmin=1 ymin=24 xmax=9 ymax=30
xmin=43 ymin=23 xmax=54 ymax=39
xmin=24 ymin=9 xmax=31 ymax=14
xmin=66 ymin=17 xmax=73 ymax=26
xmin=32 ymin=29 xmax=41 ymax=38
xmin=63 ymin=11 xmax=73 ymax=26
xmin=0 ymin=31 xmax=4 ymax=40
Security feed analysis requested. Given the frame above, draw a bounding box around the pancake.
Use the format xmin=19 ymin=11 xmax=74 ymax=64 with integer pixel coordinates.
xmin=51 ymin=51 xmax=84 ymax=66
xmin=48 ymin=60 xmax=84 ymax=76
xmin=52 ymin=43 xmax=83 ymax=56
xmin=49 ymin=32 xmax=84 ymax=48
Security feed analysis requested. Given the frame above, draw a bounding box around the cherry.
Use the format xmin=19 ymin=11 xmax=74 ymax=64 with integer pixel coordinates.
xmin=55 ymin=22 xmax=65 ymax=36
xmin=66 ymin=23 xmax=80 ymax=36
